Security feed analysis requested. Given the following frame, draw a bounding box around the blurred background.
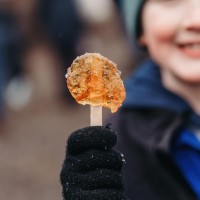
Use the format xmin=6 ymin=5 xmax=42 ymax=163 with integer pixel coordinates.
xmin=0 ymin=0 xmax=145 ymax=199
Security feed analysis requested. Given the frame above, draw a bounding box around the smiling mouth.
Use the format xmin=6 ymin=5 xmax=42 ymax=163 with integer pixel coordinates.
xmin=178 ymin=43 xmax=200 ymax=58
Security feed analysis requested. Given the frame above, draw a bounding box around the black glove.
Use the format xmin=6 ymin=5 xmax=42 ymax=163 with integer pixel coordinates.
xmin=60 ymin=125 xmax=126 ymax=200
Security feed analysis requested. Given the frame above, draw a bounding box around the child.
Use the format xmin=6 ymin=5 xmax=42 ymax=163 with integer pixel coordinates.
xmin=60 ymin=0 xmax=200 ymax=199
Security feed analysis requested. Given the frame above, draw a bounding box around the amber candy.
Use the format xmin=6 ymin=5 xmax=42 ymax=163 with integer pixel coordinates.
xmin=66 ymin=53 xmax=126 ymax=113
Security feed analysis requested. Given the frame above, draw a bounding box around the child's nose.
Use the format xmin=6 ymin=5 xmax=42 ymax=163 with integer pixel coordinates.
xmin=183 ymin=0 xmax=200 ymax=31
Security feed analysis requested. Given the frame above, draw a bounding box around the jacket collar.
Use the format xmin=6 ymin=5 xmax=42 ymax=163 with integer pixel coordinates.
xmin=123 ymin=59 xmax=190 ymax=113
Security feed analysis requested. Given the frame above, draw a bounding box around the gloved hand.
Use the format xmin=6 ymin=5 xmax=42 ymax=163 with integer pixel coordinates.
xmin=60 ymin=125 xmax=126 ymax=200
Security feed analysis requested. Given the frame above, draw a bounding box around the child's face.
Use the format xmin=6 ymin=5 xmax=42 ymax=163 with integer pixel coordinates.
xmin=140 ymin=0 xmax=200 ymax=83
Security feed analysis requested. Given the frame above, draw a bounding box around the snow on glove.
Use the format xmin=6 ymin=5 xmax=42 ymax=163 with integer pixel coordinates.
xmin=60 ymin=125 xmax=126 ymax=200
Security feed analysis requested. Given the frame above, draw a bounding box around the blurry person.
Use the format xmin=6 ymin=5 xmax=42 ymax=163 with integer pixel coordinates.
xmin=39 ymin=0 xmax=82 ymax=67
xmin=59 ymin=0 xmax=200 ymax=199
xmin=7 ymin=0 xmax=83 ymax=107
xmin=0 ymin=10 xmax=24 ymax=119
xmin=38 ymin=0 xmax=83 ymax=102
xmin=0 ymin=12 xmax=8 ymax=121
xmin=3 ymin=12 xmax=31 ymax=112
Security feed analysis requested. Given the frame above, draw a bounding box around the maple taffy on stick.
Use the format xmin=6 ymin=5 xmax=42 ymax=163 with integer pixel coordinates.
xmin=65 ymin=53 xmax=126 ymax=126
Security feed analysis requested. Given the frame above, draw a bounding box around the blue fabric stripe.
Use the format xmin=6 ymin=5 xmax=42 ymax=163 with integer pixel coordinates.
xmin=171 ymin=129 xmax=200 ymax=199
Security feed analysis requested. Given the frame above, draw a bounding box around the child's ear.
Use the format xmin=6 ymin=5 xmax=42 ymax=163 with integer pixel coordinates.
xmin=138 ymin=34 xmax=146 ymax=46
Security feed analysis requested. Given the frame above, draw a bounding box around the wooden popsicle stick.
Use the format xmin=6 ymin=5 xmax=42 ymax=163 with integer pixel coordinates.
xmin=90 ymin=106 xmax=102 ymax=126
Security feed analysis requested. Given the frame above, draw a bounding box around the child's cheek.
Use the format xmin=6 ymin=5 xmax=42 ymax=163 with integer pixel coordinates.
xmin=151 ymin=17 xmax=176 ymax=42
xmin=143 ymin=6 xmax=178 ymax=42
xmin=146 ymin=19 xmax=176 ymax=69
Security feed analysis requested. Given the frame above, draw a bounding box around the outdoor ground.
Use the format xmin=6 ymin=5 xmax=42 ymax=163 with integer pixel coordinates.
xmin=0 ymin=100 xmax=109 ymax=200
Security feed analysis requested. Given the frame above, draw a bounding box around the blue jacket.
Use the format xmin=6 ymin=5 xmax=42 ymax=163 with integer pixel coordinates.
xmin=111 ymin=60 xmax=198 ymax=200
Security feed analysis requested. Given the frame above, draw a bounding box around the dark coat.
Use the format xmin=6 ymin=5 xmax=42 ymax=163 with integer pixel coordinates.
xmin=108 ymin=60 xmax=199 ymax=200
xmin=111 ymin=108 xmax=197 ymax=200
